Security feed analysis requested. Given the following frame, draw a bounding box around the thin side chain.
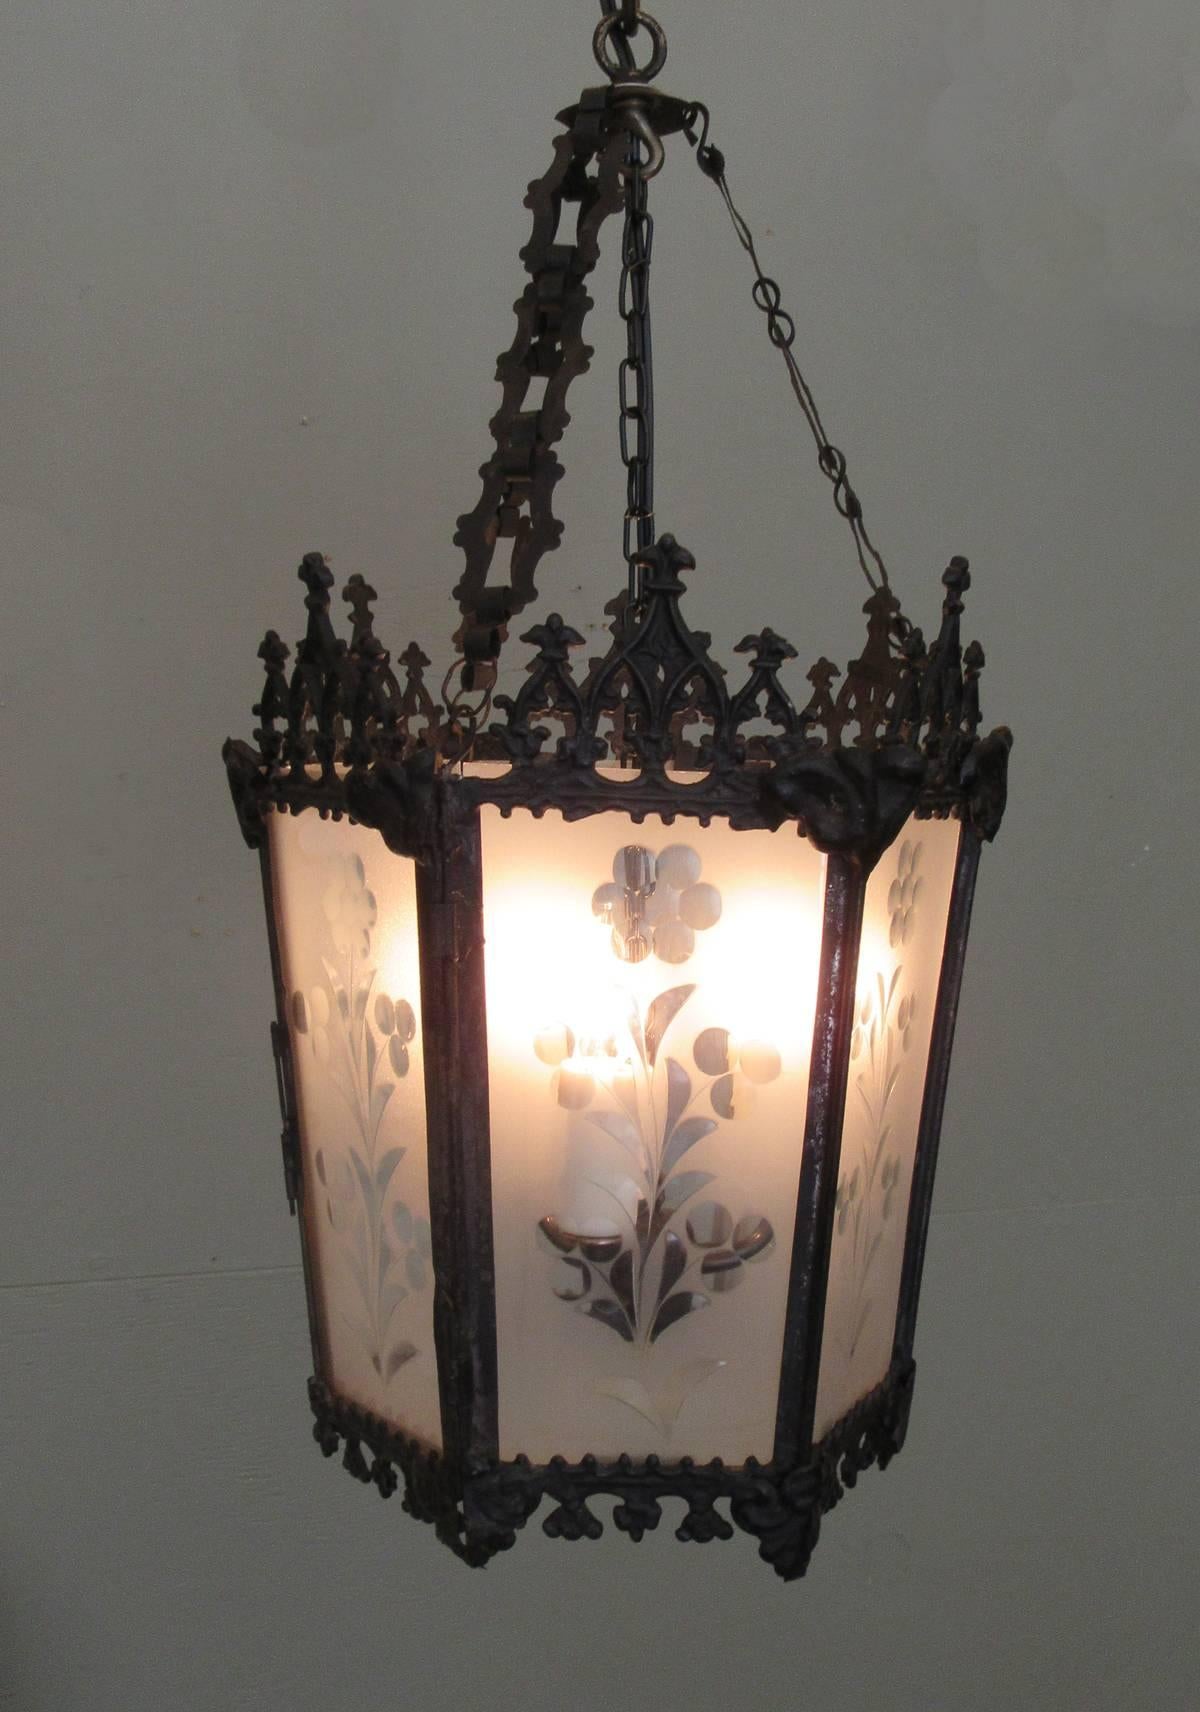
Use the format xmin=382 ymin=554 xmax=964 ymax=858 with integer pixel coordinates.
xmin=683 ymin=103 xmax=893 ymax=600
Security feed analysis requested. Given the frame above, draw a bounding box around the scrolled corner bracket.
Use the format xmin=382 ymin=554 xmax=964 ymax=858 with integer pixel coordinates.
xmin=222 ymin=736 xmax=268 ymax=849
xmin=343 ymin=746 xmax=440 ymax=864
xmin=961 ymin=724 xmax=1013 ymax=842
xmin=450 ymin=93 xmax=631 ymax=665
xmin=759 ymin=742 xmax=928 ymax=869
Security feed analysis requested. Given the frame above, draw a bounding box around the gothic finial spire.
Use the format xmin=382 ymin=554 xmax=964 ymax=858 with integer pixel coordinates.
xmin=296 ymin=552 xmax=341 ymax=671
xmin=343 ymin=573 xmax=380 ymax=649
xmin=252 ymin=630 xmax=291 ymax=769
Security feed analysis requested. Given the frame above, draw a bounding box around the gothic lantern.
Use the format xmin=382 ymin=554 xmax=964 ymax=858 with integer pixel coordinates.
xmin=222 ymin=1 xmax=1011 ymax=1581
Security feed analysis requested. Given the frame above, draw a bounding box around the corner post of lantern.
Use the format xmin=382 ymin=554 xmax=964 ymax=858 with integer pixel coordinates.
xmin=258 ymin=836 xmax=328 ymax=1379
xmin=773 ymin=852 xmax=869 ymax=1473
xmin=891 ymin=823 xmax=982 ymax=1369
xmin=410 ymin=779 xmax=501 ymax=1545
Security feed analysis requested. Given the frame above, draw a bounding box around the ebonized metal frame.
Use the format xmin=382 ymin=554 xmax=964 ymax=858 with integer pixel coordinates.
xmin=307 ymin=1358 xmax=917 ymax=1580
xmin=222 ymin=76 xmax=1011 ymax=1581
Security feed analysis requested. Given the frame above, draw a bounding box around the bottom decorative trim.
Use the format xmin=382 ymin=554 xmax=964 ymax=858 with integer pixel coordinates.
xmin=307 ymin=1360 xmax=916 ymax=1581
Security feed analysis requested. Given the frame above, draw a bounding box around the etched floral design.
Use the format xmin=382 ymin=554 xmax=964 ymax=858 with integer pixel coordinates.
xmin=835 ymin=1167 xmax=860 ymax=1235
xmin=836 ymin=838 xmax=926 ymax=1360
xmin=536 ymin=872 xmax=781 ymax=1437
xmin=693 ymin=1027 xmax=783 ymax=1119
xmin=321 ymin=852 xmax=378 ymax=956
xmin=897 ymin=991 xmax=919 ymax=1054
xmin=887 ymin=839 xmax=923 ymax=948
xmin=290 ymin=850 xmax=428 ymax=1388
xmin=591 ymin=843 xmax=722 ymax=966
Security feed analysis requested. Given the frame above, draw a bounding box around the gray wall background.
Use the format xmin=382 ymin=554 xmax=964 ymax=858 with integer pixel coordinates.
xmin=3 ymin=1 xmax=1198 ymax=1707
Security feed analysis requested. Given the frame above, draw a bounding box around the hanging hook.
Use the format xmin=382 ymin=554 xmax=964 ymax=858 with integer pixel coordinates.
xmin=613 ymin=92 xmax=665 ymax=178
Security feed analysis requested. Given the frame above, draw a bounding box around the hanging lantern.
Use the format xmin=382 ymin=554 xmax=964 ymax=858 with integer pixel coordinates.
xmin=222 ymin=0 xmax=1011 ymax=1580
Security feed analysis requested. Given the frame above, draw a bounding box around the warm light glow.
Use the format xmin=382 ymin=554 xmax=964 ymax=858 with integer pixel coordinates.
xmin=269 ymin=812 xmax=441 ymax=1447
xmin=481 ymin=847 xmax=822 ymax=1089
xmin=813 ymin=818 xmax=962 ymax=1439
xmin=476 ymin=798 xmax=828 ymax=1465
xmin=704 ymin=890 xmax=821 ymax=1059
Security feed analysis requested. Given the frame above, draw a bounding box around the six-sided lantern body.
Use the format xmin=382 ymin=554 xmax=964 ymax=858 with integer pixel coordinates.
xmin=224 ymin=530 xmax=1010 ymax=1578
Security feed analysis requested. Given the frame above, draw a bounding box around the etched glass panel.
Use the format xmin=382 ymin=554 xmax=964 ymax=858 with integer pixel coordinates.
xmin=269 ymin=811 xmax=440 ymax=1447
xmin=479 ymin=799 xmax=826 ymax=1464
xmin=812 ymin=814 xmax=961 ymax=1440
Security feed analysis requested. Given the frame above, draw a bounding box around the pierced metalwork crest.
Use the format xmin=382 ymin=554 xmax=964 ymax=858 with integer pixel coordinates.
xmin=225 ymin=533 xmax=1010 ymax=868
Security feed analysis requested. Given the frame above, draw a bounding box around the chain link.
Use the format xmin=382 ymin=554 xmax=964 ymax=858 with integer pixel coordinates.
xmin=618 ymin=141 xmax=656 ymax=585
xmin=596 ymin=0 xmax=667 ymax=83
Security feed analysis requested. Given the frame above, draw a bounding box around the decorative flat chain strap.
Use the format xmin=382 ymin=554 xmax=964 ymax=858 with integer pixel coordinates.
xmin=451 ymin=93 xmax=628 ymax=687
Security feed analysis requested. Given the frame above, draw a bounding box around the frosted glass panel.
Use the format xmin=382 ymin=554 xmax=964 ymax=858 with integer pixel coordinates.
xmin=479 ymin=801 xmax=826 ymax=1464
xmin=269 ymin=812 xmax=440 ymax=1447
xmin=813 ymin=815 xmax=960 ymax=1439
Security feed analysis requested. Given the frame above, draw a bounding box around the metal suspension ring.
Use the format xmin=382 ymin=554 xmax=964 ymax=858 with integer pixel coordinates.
xmin=593 ymin=10 xmax=667 ymax=82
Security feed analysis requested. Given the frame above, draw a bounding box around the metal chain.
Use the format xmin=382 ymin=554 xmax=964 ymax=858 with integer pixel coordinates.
xmin=619 ymin=141 xmax=656 ymax=586
xmin=596 ymin=0 xmax=667 ymax=83
xmin=682 ymin=102 xmax=892 ymax=597
xmin=598 ymin=0 xmax=636 ymax=72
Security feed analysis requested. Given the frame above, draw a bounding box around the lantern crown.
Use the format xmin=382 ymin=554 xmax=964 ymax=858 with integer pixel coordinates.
xmin=225 ymin=531 xmax=1010 ymax=862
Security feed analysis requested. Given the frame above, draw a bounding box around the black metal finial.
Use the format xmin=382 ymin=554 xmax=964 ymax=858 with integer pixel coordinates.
xmin=342 ymin=573 xmax=380 ymax=649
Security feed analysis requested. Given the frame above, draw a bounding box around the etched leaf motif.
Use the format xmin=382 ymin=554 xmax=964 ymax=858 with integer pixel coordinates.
xmin=663 ymin=1056 xmax=692 ymax=1140
xmin=584 ymin=1172 xmax=644 ymax=1234
xmin=651 ymin=1170 xmax=716 ymax=1244
xmin=596 ymin=1359 xmax=725 ymax=1435
xmin=379 ymin=1278 xmax=409 ymax=1324
xmin=644 ymin=985 xmax=696 ymax=1066
xmin=350 ymin=1149 xmax=374 ymax=1208
xmin=627 ymin=1001 xmax=647 ymax=1071
xmin=370 ymin=1080 xmax=395 ymax=1132
xmin=583 ymin=1298 xmax=634 ymax=1341
xmin=661 ymin=1115 xmax=718 ymax=1178
xmin=656 ymin=1228 xmax=688 ymax=1306
xmin=610 ymin=1248 xmax=637 ymax=1323
xmin=594 ymin=1375 xmax=660 ymax=1432
xmin=345 ymin=1246 xmax=373 ymax=1316
xmin=651 ymin=1291 xmax=710 ymax=1342
xmin=584 ymin=1107 xmax=644 ymax=1166
xmin=385 ymin=1341 xmax=417 ymax=1381
xmin=374 ymin=1147 xmax=405 ymax=1194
